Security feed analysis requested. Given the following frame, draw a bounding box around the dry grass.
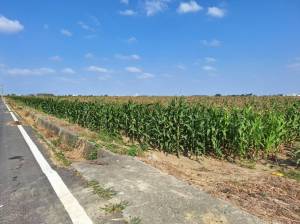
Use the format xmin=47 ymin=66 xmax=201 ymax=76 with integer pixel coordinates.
xmin=140 ymin=151 xmax=300 ymax=224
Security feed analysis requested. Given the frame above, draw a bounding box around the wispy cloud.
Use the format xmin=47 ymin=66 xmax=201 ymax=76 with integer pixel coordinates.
xmin=204 ymin=57 xmax=216 ymax=63
xmin=115 ymin=54 xmax=141 ymax=60
xmin=78 ymin=21 xmax=95 ymax=32
xmin=86 ymin=64 xmax=111 ymax=81
xmin=49 ymin=55 xmax=63 ymax=62
xmin=84 ymin=52 xmax=95 ymax=59
xmin=7 ymin=67 xmax=55 ymax=76
xmin=145 ymin=0 xmax=170 ymax=16
xmin=137 ymin=72 xmax=155 ymax=79
xmin=119 ymin=10 xmax=137 ymax=16
xmin=207 ymin=7 xmax=225 ymax=18
xmin=201 ymin=39 xmax=221 ymax=47
xmin=86 ymin=66 xmax=110 ymax=73
xmin=202 ymin=65 xmax=216 ymax=71
xmin=125 ymin=66 xmax=142 ymax=73
xmin=127 ymin=36 xmax=137 ymax=43
xmin=61 ymin=29 xmax=72 ymax=37
xmin=287 ymin=58 xmax=300 ymax=72
xmin=0 ymin=15 xmax=24 ymax=34
xmin=177 ymin=1 xmax=203 ymax=14
xmin=120 ymin=0 xmax=129 ymax=4
xmin=61 ymin=68 xmax=76 ymax=74
xmin=176 ymin=64 xmax=186 ymax=70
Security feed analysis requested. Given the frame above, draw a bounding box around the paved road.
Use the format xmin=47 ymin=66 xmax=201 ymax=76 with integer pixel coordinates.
xmin=0 ymin=99 xmax=73 ymax=224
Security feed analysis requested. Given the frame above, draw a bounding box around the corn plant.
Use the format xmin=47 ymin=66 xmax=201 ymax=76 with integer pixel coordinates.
xmin=9 ymin=95 xmax=300 ymax=159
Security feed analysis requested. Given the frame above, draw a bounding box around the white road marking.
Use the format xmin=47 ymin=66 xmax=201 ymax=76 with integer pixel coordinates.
xmin=0 ymin=205 xmax=3 ymax=208
xmin=3 ymin=101 xmax=93 ymax=224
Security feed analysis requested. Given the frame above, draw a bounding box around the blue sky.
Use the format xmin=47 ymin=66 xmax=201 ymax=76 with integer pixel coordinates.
xmin=0 ymin=0 xmax=299 ymax=95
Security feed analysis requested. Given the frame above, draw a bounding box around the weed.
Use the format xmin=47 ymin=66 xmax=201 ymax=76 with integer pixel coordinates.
xmin=128 ymin=217 xmax=142 ymax=224
xmin=88 ymin=180 xmax=116 ymax=199
xmin=55 ymin=151 xmax=71 ymax=166
xmin=239 ymin=159 xmax=256 ymax=169
xmin=127 ymin=146 xmax=138 ymax=157
xmin=284 ymin=169 xmax=300 ymax=182
xmin=102 ymin=201 xmax=128 ymax=214
xmin=52 ymin=138 xmax=61 ymax=147
xmin=87 ymin=148 xmax=98 ymax=160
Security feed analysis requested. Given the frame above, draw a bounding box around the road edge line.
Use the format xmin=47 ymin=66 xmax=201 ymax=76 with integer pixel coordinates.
xmin=3 ymin=100 xmax=93 ymax=224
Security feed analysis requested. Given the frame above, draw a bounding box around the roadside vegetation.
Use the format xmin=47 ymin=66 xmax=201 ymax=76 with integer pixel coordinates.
xmin=9 ymin=96 xmax=300 ymax=159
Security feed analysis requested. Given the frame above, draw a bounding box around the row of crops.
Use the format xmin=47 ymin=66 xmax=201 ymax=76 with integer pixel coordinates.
xmin=9 ymin=96 xmax=300 ymax=158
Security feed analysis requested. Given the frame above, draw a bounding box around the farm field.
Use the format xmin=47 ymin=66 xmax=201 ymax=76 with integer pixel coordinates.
xmin=9 ymin=95 xmax=300 ymax=159
xmin=7 ymin=95 xmax=300 ymax=223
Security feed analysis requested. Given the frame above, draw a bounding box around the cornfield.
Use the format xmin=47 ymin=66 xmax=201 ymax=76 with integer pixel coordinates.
xmin=9 ymin=96 xmax=300 ymax=158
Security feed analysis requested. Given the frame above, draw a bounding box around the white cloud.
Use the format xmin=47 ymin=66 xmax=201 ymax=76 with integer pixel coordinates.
xmin=125 ymin=66 xmax=142 ymax=73
xmin=127 ymin=36 xmax=137 ymax=43
xmin=177 ymin=1 xmax=202 ymax=14
xmin=202 ymin=65 xmax=216 ymax=71
xmin=86 ymin=66 xmax=110 ymax=73
xmin=119 ymin=10 xmax=137 ymax=16
xmin=49 ymin=55 xmax=63 ymax=62
xmin=61 ymin=68 xmax=76 ymax=74
xmin=0 ymin=15 xmax=24 ymax=34
xmin=121 ymin=0 xmax=129 ymax=4
xmin=176 ymin=64 xmax=186 ymax=70
xmin=205 ymin=57 xmax=216 ymax=63
xmin=137 ymin=72 xmax=155 ymax=79
xmin=85 ymin=53 xmax=95 ymax=59
xmin=207 ymin=7 xmax=225 ymax=18
xmin=115 ymin=54 xmax=141 ymax=60
xmin=7 ymin=67 xmax=55 ymax=76
xmin=145 ymin=0 xmax=170 ymax=16
xmin=78 ymin=21 xmax=95 ymax=32
xmin=287 ymin=58 xmax=300 ymax=72
xmin=201 ymin=39 xmax=221 ymax=47
xmin=61 ymin=29 xmax=72 ymax=37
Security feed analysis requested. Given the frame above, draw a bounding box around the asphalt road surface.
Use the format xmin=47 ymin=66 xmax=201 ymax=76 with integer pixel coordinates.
xmin=0 ymin=98 xmax=76 ymax=224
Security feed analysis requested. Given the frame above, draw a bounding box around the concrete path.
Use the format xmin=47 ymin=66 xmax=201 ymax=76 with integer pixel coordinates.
xmin=73 ymin=152 xmax=264 ymax=224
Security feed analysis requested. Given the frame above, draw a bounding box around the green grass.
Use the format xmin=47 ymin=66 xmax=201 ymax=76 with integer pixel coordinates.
xmin=128 ymin=217 xmax=142 ymax=224
xmin=87 ymin=180 xmax=116 ymax=199
xmin=238 ymin=159 xmax=256 ymax=169
xmin=284 ymin=169 xmax=300 ymax=182
xmin=54 ymin=151 xmax=71 ymax=166
xmin=102 ymin=201 xmax=129 ymax=214
xmin=51 ymin=138 xmax=62 ymax=147
xmin=87 ymin=148 xmax=98 ymax=160
xmin=127 ymin=145 xmax=138 ymax=157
